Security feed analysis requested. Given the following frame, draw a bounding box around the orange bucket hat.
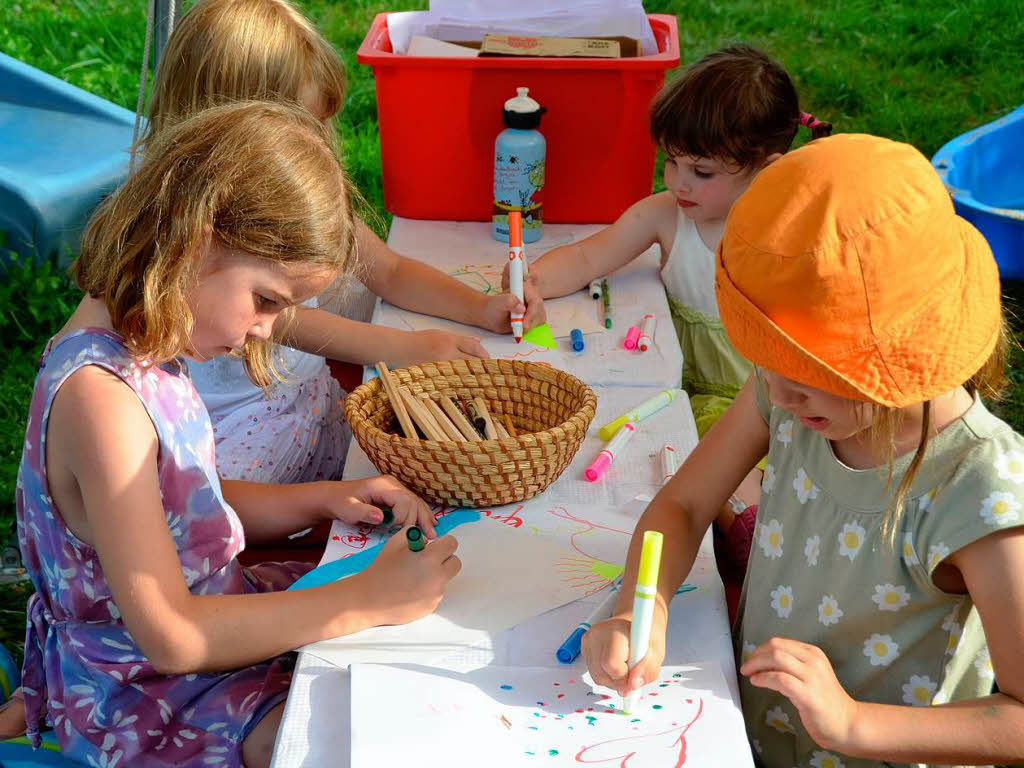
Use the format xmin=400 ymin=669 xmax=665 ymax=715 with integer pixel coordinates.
xmin=715 ymin=133 xmax=1001 ymax=408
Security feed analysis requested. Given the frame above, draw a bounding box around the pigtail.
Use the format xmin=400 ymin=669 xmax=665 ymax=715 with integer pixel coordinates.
xmin=799 ymin=111 xmax=833 ymax=140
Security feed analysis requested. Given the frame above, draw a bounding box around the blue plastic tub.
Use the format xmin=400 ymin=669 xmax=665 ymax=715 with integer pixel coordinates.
xmin=932 ymin=104 xmax=1024 ymax=280
xmin=0 ymin=52 xmax=136 ymax=266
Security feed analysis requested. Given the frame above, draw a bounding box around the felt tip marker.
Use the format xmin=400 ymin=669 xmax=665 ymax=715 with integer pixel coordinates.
xmin=507 ymin=211 xmax=525 ymax=343
xmin=406 ymin=526 xmax=425 ymax=552
xmin=585 ymin=422 xmax=637 ymax=482
xmin=624 ymin=530 xmax=663 ymax=714
xmin=555 ymin=582 xmax=620 ymax=664
xmin=598 ymin=389 xmax=680 ymax=442
xmin=379 ymin=508 xmax=394 ymax=526
xmin=601 ymin=279 xmax=612 ymax=329
xmin=660 ymin=444 xmax=677 ymax=486
xmin=570 ymin=328 xmax=585 ymax=354
xmin=638 ymin=314 xmax=656 ymax=352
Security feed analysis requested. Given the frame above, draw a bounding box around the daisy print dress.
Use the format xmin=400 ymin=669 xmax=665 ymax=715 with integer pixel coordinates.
xmin=16 ymin=329 xmax=312 ymax=767
xmin=736 ymin=379 xmax=1024 ymax=768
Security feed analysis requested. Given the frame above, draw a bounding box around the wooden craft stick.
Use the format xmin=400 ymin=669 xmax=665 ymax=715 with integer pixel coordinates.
xmin=503 ymin=415 xmax=518 ymax=438
xmin=415 ymin=393 xmax=448 ymax=438
xmin=375 ymin=361 xmax=416 ymax=439
xmin=398 ymin=387 xmax=447 ymax=441
xmin=494 ymin=418 xmax=510 ymax=439
xmin=440 ymin=395 xmax=482 ymax=442
xmin=472 ymin=396 xmax=499 ymax=440
xmin=422 ymin=395 xmax=466 ymax=442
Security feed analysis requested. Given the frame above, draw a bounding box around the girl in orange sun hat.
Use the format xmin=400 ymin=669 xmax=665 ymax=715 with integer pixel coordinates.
xmin=583 ymin=133 xmax=1024 ymax=767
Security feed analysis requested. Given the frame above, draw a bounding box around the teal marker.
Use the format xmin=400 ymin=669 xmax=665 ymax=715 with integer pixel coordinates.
xmin=406 ymin=526 xmax=425 ymax=552
xmin=601 ymin=279 xmax=612 ymax=329
xmin=379 ymin=508 xmax=394 ymax=526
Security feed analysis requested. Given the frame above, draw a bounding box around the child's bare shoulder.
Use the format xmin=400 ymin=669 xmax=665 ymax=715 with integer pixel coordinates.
xmin=618 ymin=191 xmax=680 ymax=253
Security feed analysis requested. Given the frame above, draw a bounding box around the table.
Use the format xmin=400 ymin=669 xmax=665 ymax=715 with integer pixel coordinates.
xmin=270 ymin=220 xmax=739 ymax=767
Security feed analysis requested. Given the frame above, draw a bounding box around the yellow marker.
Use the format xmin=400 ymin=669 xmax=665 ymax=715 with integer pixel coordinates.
xmin=598 ymin=389 xmax=679 ymax=441
xmin=624 ymin=530 xmax=663 ymax=714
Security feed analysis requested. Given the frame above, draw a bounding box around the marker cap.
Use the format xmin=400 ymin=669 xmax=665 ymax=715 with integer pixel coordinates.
xmin=584 ymin=453 xmax=612 ymax=482
xmin=570 ymin=328 xmax=584 ymax=352
xmin=623 ymin=326 xmax=641 ymax=350
xmin=637 ymin=530 xmax=664 ymax=588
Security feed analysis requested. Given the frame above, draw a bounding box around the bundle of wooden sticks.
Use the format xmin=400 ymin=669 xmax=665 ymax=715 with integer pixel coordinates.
xmin=374 ymin=362 xmax=521 ymax=442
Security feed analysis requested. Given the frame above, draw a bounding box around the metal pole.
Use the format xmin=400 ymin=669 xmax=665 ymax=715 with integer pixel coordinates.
xmin=153 ymin=0 xmax=180 ymax=72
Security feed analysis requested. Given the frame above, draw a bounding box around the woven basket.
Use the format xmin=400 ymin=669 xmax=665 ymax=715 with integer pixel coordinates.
xmin=345 ymin=358 xmax=597 ymax=507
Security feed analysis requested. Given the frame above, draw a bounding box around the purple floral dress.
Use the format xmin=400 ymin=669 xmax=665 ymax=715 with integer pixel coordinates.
xmin=17 ymin=328 xmax=312 ymax=767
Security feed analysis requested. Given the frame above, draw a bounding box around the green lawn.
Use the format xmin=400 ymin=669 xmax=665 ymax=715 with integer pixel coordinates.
xmin=1 ymin=0 xmax=1022 ymax=663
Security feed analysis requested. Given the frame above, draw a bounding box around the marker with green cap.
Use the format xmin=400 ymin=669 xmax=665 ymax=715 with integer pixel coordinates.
xmin=406 ymin=525 xmax=425 ymax=552
xmin=379 ymin=508 xmax=394 ymax=527
xmin=624 ymin=530 xmax=663 ymax=714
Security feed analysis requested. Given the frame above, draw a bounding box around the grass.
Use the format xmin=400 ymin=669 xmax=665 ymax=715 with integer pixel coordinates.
xmin=1 ymin=0 xmax=1022 ymax=697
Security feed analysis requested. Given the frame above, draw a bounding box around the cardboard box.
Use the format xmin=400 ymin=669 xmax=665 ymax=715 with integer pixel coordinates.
xmin=479 ymin=34 xmax=623 ymax=59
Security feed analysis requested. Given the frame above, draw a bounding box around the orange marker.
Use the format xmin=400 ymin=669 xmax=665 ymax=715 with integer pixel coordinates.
xmin=508 ymin=211 xmax=525 ymax=342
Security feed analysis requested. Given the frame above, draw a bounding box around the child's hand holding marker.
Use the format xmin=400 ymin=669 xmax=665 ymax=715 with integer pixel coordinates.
xmin=500 ymin=258 xmax=548 ymax=332
xmin=359 ymin=525 xmax=462 ymax=625
xmin=582 ymin=531 xmax=667 ymax=707
xmin=319 ymin=474 xmax=438 ymax=538
xmin=482 ymin=279 xmax=547 ymax=334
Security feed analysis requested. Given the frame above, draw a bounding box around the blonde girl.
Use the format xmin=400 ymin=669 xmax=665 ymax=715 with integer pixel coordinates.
xmin=145 ymin=0 xmax=540 ymax=484
xmin=582 ymin=134 xmax=1024 ymax=767
xmin=17 ymin=101 xmax=460 ymax=768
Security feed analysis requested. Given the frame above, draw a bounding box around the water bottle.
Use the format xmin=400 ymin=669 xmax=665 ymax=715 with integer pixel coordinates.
xmin=493 ymin=87 xmax=546 ymax=243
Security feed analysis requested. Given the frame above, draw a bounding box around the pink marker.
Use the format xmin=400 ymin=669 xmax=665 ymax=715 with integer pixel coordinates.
xmin=623 ymin=326 xmax=641 ymax=350
xmin=585 ymin=422 xmax=637 ymax=482
xmin=638 ymin=314 xmax=656 ymax=352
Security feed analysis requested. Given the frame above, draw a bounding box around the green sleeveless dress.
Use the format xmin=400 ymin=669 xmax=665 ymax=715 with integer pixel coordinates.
xmin=661 ymin=210 xmax=753 ymax=436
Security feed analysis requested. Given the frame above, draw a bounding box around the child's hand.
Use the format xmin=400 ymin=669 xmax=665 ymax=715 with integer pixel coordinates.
xmin=496 ymin=265 xmax=548 ymax=333
xmin=360 ymin=527 xmax=462 ymax=625
xmin=740 ymin=637 xmax=859 ymax=752
xmin=400 ymin=329 xmax=488 ymax=364
xmin=581 ymin=613 xmax=667 ymax=698
xmin=325 ymin=475 xmax=438 ymax=538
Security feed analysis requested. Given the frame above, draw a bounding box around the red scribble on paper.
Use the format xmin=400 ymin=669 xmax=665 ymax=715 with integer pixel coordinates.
xmin=483 ymin=504 xmax=525 ymax=528
xmin=548 ymin=506 xmax=632 ymax=558
xmin=575 ymin=698 xmax=704 ymax=767
xmin=336 ymin=522 xmax=375 ymax=551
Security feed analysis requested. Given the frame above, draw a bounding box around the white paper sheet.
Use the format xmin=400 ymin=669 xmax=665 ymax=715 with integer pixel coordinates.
xmin=388 ymin=2 xmax=658 ymax=56
xmin=300 ymin=513 xmax=595 ymax=667
xmin=349 ymin=662 xmax=754 ymax=767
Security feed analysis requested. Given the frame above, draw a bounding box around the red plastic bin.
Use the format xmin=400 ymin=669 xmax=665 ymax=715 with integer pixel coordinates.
xmin=357 ymin=13 xmax=680 ymax=224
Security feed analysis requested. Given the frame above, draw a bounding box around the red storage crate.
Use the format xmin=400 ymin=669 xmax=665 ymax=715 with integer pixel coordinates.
xmin=357 ymin=13 xmax=680 ymax=224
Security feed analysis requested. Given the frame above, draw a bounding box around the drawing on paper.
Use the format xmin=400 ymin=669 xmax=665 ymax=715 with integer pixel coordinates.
xmin=349 ymin=664 xmax=754 ymax=767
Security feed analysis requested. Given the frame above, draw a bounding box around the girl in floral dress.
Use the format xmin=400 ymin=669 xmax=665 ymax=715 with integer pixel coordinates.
xmin=16 ymin=101 xmax=461 ymax=768
xmin=582 ymin=134 xmax=1024 ymax=767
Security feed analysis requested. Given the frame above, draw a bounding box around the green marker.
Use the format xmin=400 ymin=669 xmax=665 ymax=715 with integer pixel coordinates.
xmin=601 ymin=278 xmax=612 ymax=329
xmin=406 ymin=525 xmax=425 ymax=552
xmin=379 ymin=508 xmax=394 ymax=526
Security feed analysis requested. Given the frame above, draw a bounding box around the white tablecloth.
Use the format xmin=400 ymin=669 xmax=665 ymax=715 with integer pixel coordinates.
xmin=270 ymin=220 xmax=740 ymax=768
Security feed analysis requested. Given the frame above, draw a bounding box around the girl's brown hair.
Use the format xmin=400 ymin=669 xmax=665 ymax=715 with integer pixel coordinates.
xmin=143 ymin=0 xmax=346 ymax=143
xmin=650 ymin=44 xmax=832 ymax=169
xmin=75 ymin=100 xmax=357 ymax=387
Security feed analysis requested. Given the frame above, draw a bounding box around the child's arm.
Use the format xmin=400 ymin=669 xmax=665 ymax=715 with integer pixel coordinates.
xmin=357 ymin=220 xmax=533 ymax=334
xmin=523 ymin=192 xmax=679 ymax=300
xmin=221 ymin=473 xmax=439 ymax=539
xmin=279 ymin=306 xmax=488 ymax=365
xmin=741 ymin=528 xmax=1024 ymax=764
xmin=583 ymin=379 xmax=769 ymax=696
xmin=51 ymin=367 xmax=460 ymax=675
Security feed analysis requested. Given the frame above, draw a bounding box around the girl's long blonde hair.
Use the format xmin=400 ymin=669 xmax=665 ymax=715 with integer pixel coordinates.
xmin=143 ymin=0 xmax=346 ymax=144
xmin=74 ymin=100 xmax=357 ymax=387
xmin=875 ymin=320 xmax=1008 ymax=544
